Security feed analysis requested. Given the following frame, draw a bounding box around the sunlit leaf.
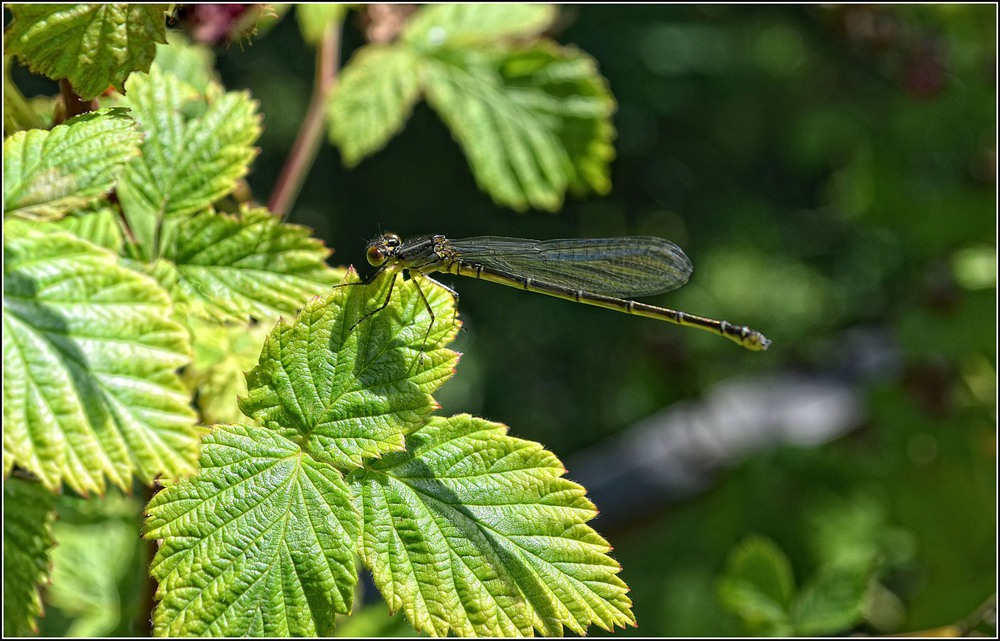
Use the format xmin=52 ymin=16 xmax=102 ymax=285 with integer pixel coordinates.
xmin=240 ymin=271 xmax=460 ymax=468
xmin=2 ymin=227 xmax=198 ymax=495
xmin=115 ymin=67 xmax=261 ymax=256
xmin=146 ymin=272 xmax=459 ymax=635
xmin=325 ymin=4 xmax=613 ymax=212
xmin=181 ymin=317 xmax=274 ymax=425
xmin=2 ymin=108 xmax=142 ymax=221
xmin=48 ymin=207 xmax=124 ymax=253
xmin=155 ymin=208 xmax=339 ymax=322
xmin=5 ymin=4 xmax=170 ymax=100
xmin=354 ymin=414 xmax=635 ymax=637
xmin=146 ymin=424 xmax=360 ymax=636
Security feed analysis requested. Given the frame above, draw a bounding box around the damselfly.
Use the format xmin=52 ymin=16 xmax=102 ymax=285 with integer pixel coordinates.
xmin=357 ymin=233 xmax=770 ymax=351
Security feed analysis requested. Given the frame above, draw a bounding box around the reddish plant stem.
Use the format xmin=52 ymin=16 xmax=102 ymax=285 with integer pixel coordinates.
xmin=267 ymin=24 xmax=342 ymax=218
xmin=58 ymin=79 xmax=98 ymax=121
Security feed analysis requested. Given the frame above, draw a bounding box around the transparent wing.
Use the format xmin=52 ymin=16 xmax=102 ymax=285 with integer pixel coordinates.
xmin=447 ymin=236 xmax=693 ymax=297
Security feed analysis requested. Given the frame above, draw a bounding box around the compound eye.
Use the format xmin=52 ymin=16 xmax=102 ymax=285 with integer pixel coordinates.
xmin=366 ymin=245 xmax=387 ymax=267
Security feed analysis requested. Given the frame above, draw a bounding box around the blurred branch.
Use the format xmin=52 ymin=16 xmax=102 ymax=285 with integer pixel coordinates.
xmin=268 ymin=22 xmax=342 ymax=217
xmin=564 ymin=328 xmax=906 ymax=528
xmin=888 ymin=594 xmax=996 ymax=637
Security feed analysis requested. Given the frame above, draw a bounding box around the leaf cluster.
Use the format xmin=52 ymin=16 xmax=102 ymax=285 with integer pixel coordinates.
xmin=323 ymin=4 xmax=616 ymax=212
xmin=3 ymin=4 xmax=634 ymax=637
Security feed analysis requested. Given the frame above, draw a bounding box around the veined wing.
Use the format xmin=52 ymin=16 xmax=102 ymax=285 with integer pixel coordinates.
xmin=447 ymin=236 xmax=693 ymax=297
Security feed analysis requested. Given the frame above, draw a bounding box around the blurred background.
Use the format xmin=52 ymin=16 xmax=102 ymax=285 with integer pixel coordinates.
xmin=16 ymin=4 xmax=996 ymax=636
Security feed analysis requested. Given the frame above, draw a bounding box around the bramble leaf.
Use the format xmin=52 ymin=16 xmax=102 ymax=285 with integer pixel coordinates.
xmin=403 ymin=3 xmax=556 ymax=50
xmin=792 ymin=561 xmax=872 ymax=635
xmin=152 ymin=32 xmax=218 ymax=94
xmin=181 ymin=317 xmax=275 ymax=425
xmin=48 ymin=207 xmax=124 ymax=253
xmin=2 ymin=108 xmax=142 ymax=221
xmin=325 ymin=4 xmax=615 ymax=212
xmin=717 ymin=536 xmax=796 ymax=636
xmin=2 ymin=477 xmax=56 ymax=636
xmin=146 ymin=273 xmax=458 ymax=635
xmin=327 ymin=46 xmax=422 ymax=165
xmin=5 ymin=4 xmax=170 ymax=100
xmin=146 ymin=424 xmax=360 ymax=637
xmin=114 ymin=66 xmax=261 ymax=255
xmin=240 ymin=271 xmax=460 ymax=468
xmin=145 ymin=271 xmax=632 ymax=636
xmin=2 ymin=227 xmax=198 ymax=495
xmin=153 ymin=208 xmax=339 ymax=322
xmin=423 ymin=43 xmax=615 ymax=211
xmin=353 ymin=414 xmax=635 ymax=636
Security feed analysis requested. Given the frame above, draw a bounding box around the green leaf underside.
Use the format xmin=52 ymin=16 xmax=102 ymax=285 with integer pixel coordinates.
xmin=403 ymin=4 xmax=557 ymax=49
xmin=326 ymin=4 xmax=614 ymax=212
xmin=717 ymin=537 xmax=796 ymax=634
xmin=354 ymin=415 xmax=634 ymax=637
xmin=154 ymin=208 xmax=338 ymax=322
xmin=3 ymin=477 xmax=56 ymax=636
xmin=115 ymin=66 xmax=261 ymax=254
xmin=2 ymin=228 xmax=197 ymax=495
xmin=5 ymin=4 xmax=170 ymax=100
xmin=182 ymin=317 xmax=276 ymax=426
xmin=240 ymin=271 xmax=460 ymax=468
xmin=327 ymin=47 xmax=422 ymax=166
xmin=423 ymin=44 xmax=615 ymax=211
xmin=152 ymin=32 xmax=218 ymax=94
xmin=146 ymin=424 xmax=360 ymax=637
xmin=792 ymin=562 xmax=871 ymax=635
xmin=47 ymin=207 xmax=125 ymax=254
xmin=2 ymin=108 xmax=142 ymax=221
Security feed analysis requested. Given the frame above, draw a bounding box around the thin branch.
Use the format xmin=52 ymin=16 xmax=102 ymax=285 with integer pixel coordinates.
xmin=267 ymin=23 xmax=342 ymax=218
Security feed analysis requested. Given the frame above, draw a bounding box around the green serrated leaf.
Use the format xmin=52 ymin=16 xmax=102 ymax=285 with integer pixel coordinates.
xmin=5 ymin=4 xmax=170 ymax=100
xmin=146 ymin=423 xmax=361 ymax=637
xmin=2 ymin=227 xmax=198 ymax=495
xmin=153 ymin=208 xmax=339 ymax=322
xmin=3 ymin=107 xmax=142 ymax=221
xmin=791 ymin=561 xmax=872 ymax=635
xmin=327 ymin=46 xmax=422 ymax=166
xmin=240 ymin=270 xmax=460 ymax=468
xmin=423 ymin=43 xmax=615 ymax=211
xmin=47 ymin=207 xmax=125 ymax=253
xmin=182 ymin=316 xmax=276 ymax=425
xmin=115 ymin=66 xmax=261 ymax=256
xmin=717 ymin=536 xmax=796 ymax=635
xmin=353 ymin=414 xmax=634 ymax=637
xmin=3 ymin=476 xmax=56 ymax=636
xmin=404 ymin=4 xmax=556 ymax=51
xmin=297 ymin=4 xmax=350 ymax=45
xmin=152 ymin=32 xmax=218 ymax=94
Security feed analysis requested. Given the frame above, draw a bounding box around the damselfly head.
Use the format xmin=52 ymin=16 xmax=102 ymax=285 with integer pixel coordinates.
xmin=366 ymin=233 xmax=402 ymax=267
